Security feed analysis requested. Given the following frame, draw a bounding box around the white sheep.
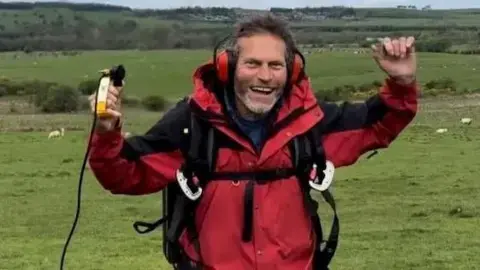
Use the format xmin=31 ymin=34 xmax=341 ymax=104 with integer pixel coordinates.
xmin=48 ymin=128 xmax=65 ymax=139
xmin=436 ymin=128 xmax=448 ymax=133
xmin=461 ymin=118 xmax=472 ymax=125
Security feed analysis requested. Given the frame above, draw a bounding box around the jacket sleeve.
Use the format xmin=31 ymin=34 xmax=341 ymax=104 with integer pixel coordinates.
xmin=87 ymin=100 xmax=190 ymax=195
xmin=319 ymin=77 xmax=418 ymax=167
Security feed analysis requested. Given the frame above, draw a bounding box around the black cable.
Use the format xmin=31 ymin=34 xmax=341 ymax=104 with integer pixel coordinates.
xmin=59 ymin=81 xmax=99 ymax=270
xmin=59 ymin=65 xmax=125 ymax=269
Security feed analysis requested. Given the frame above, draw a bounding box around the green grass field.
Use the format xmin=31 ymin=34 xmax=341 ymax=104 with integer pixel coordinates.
xmin=1 ymin=50 xmax=480 ymax=270
xmin=1 ymin=50 xmax=480 ymax=99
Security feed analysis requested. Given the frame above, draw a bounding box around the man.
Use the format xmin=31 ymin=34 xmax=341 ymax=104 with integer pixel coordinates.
xmin=88 ymin=14 xmax=418 ymax=270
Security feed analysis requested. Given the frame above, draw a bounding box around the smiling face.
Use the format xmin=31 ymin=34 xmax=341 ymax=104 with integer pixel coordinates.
xmin=233 ymin=33 xmax=288 ymax=120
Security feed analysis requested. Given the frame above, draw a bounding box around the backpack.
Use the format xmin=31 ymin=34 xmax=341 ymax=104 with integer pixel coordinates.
xmin=132 ymin=110 xmax=340 ymax=270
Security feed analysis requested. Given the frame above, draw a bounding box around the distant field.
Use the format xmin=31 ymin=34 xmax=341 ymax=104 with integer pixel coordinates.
xmin=1 ymin=50 xmax=480 ymax=99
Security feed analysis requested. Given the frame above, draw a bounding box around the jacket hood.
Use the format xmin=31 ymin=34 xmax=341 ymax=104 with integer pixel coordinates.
xmin=187 ymin=61 xmax=322 ymax=125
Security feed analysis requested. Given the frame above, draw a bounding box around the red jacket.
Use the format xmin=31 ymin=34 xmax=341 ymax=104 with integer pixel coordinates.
xmin=88 ymin=62 xmax=418 ymax=270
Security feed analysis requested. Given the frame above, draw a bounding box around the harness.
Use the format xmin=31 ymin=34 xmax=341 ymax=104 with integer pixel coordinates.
xmin=132 ymin=110 xmax=340 ymax=270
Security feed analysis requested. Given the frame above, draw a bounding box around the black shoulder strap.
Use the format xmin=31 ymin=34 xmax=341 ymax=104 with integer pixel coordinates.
xmin=290 ymin=134 xmax=318 ymax=217
xmin=164 ymin=110 xmax=216 ymax=267
xmin=132 ymin=108 xmax=217 ymax=267
xmin=183 ymin=111 xmax=216 ymax=184
xmin=206 ymin=123 xmax=216 ymax=175
xmin=159 ymin=111 xmax=209 ymax=245
xmin=290 ymin=121 xmax=340 ymax=268
xmin=131 ymin=106 xmax=203 ymax=235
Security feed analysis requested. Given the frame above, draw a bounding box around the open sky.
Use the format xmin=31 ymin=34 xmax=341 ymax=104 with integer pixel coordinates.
xmin=2 ymin=0 xmax=480 ymax=10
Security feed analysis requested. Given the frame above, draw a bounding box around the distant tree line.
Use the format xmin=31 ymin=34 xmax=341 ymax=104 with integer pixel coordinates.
xmin=0 ymin=15 xmax=478 ymax=53
xmin=0 ymin=2 xmax=479 ymax=53
xmin=0 ymin=2 xmax=478 ymax=21
xmin=0 ymin=2 xmax=129 ymax=12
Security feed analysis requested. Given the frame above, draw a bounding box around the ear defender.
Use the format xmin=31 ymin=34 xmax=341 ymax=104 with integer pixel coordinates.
xmin=214 ymin=50 xmax=305 ymax=85
xmin=215 ymin=50 xmax=231 ymax=84
xmin=290 ymin=53 xmax=304 ymax=84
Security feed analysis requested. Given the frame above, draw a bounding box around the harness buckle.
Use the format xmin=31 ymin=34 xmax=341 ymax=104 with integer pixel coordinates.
xmin=176 ymin=169 xmax=202 ymax=201
xmin=309 ymin=160 xmax=335 ymax=192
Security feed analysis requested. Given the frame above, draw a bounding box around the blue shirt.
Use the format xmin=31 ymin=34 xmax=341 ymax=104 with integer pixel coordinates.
xmin=224 ymin=91 xmax=267 ymax=151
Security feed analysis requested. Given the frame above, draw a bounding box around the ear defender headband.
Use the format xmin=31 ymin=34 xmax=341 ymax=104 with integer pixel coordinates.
xmin=212 ymin=35 xmax=306 ymax=86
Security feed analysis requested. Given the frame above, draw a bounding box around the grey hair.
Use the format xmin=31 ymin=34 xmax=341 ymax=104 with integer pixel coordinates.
xmin=231 ymin=13 xmax=297 ymax=65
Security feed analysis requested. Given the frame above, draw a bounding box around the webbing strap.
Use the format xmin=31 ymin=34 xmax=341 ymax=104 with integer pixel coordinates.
xmin=291 ymin=135 xmax=318 ymax=217
xmin=133 ymin=216 xmax=168 ymax=234
xmin=206 ymin=127 xmax=215 ymax=173
xmin=181 ymin=114 xmax=207 ymax=266
xmin=291 ymin=125 xmax=340 ymax=269
xmin=211 ymin=168 xmax=298 ymax=242
xmin=208 ymin=168 xmax=297 ymax=181
xmin=305 ymin=126 xmax=340 ymax=268
xmin=314 ymin=189 xmax=339 ymax=267
xmin=242 ymin=180 xmax=255 ymax=241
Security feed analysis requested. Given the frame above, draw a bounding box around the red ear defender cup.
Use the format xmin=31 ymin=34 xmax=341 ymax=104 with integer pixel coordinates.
xmin=290 ymin=53 xmax=304 ymax=84
xmin=215 ymin=50 xmax=230 ymax=84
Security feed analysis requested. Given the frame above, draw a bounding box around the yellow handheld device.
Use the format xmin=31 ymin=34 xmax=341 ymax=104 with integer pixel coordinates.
xmin=95 ymin=65 xmax=126 ymax=117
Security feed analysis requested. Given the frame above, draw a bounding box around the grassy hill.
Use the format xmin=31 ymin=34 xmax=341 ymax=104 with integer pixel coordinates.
xmin=0 ymin=49 xmax=479 ymax=100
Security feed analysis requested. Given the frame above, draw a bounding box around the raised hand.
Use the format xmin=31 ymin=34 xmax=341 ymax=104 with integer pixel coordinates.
xmin=372 ymin=36 xmax=417 ymax=85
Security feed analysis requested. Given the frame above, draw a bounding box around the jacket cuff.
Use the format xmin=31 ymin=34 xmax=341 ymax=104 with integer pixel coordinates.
xmin=91 ymin=127 xmax=123 ymax=145
xmin=383 ymin=76 xmax=418 ymax=97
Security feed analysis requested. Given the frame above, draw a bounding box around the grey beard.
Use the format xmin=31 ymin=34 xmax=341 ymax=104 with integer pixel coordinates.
xmin=234 ymin=88 xmax=280 ymax=120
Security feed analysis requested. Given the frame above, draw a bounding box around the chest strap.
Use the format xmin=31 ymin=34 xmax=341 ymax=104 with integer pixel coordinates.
xmin=209 ymin=168 xmax=296 ymax=181
xmin=178 ymin=167 xmax=298 ymax=242
xmin=132 ymin=169 xmax=296 ymax=239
